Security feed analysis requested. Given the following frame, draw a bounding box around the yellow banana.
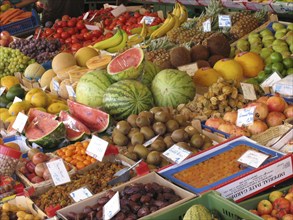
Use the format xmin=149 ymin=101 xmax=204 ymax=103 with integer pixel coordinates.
xmin=150 ymin=13 xmax=175 ymax=39
xmin=106 ymin=30 xmax=128 ymax=53
xmin=172 ymin=3 xmax=181 ymax=18
xmin=139 ymin=21 xmax=148 ymax=39
xmin=127 ymin=34 xmax=144 ymax=47
xmin=94 ymin=28 xmax=123 ymax=50
xmin=172 ymin=13 xmax=180 ymax=29
xmin=178 ymin=3 xmax=188 ymax=24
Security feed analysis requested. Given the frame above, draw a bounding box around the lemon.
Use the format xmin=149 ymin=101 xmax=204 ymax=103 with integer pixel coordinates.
xmin=0 ymin=76 xmax=19 ymax=90
xmin=47 ymin=102 xmax=68 ymax=114
xmin=0 ymin=111 xmax=10 ymax=121
xmin=25 ymin=88 xmax=44 ymax=102
xmin=30 ymin=92 xmax=48 ymax=108
xmin=5 ymin=116 xmax=16 ymax=124
xmin=8 ymin=102 xmax=27 ymax=116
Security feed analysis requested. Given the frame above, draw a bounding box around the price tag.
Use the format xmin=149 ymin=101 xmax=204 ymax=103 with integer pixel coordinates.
xmin=46 ymin=159 xmax=71 ymax=186
xmin=66 ymin=85 xmax=76 ymax=98
xmin=140 ymin=16 xmax=155 ymax=25
xmin=162 ymin=144 xmax=192 ymax=164
xmin=103 ymin=192 xmax=120 ymax=220
xmin=86 ymin=135 xmax=108 ymax=162
xmin=273 ymin=83 xmax=293 ymax=97
xmin=111 ymin=4 xmax=127 ymax=17
xmin=70 ymin=187 xmax=93 ymax=202
xmin=42 ymin=86 xmax=47 ymax=91
xmin=241 ymin=83 xmax=257 ymax=100
xmin=177 ymin=62 xmax=198 ymax=77
xmin=13 ymin=96 xmax=22 ymax=103
xmin=203 ymin=19 xmax=211 ymax=32
xmin=83 ymin=12 xmax=89 ymax=20
xmin=218 ymin=15 xmax=231 ymax=28
xmin=85 ymin=24 xmax=101 ymax=31
xmin=52 ymin=80 xmax=60 ymax=92
xmin=12 ymin=112 xmax=28 ymax=133
xmin=260 ymin=72 xmax=282 ymax=90
xmin=237 ymin=150 xmax=269 ymax=168
xmin=143 ymin=135 xmax=160 ymax=147
xmin=0 ymin=87 xmax=5 ymax=96
xmin=236 ymin=106 xmax=256 ymax=127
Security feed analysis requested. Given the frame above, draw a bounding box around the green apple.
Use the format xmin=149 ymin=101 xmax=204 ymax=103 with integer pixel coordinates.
xmin=272 ymin=62 xmax=285 ymax=73
xmin=287 ymin=23 xmax=293 ymax=31
xmin=248 ymin=32 xmax=260 ymax=41
xmin=262 ymin=35 xmax=275 ymax=42
xmin=236 ymin=39 xmax=250 ymax=51
xmin=272 ymin=45 xmax=289 ymax=53
xmin=260 ymin=48 xmax=273 ymax=59
xmin=260 ymin=28 xmax=273 ymax=37
xmin=272 ymin=22 xmax=286 ymax=31
xmin=283 ymin=57 xmax=293 ymax=68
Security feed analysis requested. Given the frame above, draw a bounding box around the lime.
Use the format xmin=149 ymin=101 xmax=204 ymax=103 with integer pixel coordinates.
xmin=264 ymin=63 xmax=273 ymax=74
xmin=281 ymin=69 xmax=287 ymax=77
xmin=270 ymin=52 xmax=283 ymax=63
xmin=271 ymin=62 xmax=285 ymax=73
xmin=287 ymin=68 xmax=293 ymax=75
xmin=256 ymin=71 xmax=269 ymax=83
xmin=283 ymin=57 xmax=293 ymax=69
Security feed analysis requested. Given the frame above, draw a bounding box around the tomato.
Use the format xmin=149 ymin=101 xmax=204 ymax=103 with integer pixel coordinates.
xmin=105 ymin=32 xmax=113 ymax=39
xmin=56 ymin=28 xmax=63 ymax=34
xmin=59 ymin=38 xmax=65 ymax=44
xmin=53 ymin=33 xmax=61 ymax=39
xmin=67 ymin=20 xmax=76 ymax=27
xmin=91 ymin=30 xmax=102 ymax=38
xmin=45 ymin=28 xmax=54 ymax=36
xmin=125 ymin=26 xmax=132 ymax=34
xmin=134 ymin=12 xmax=140 ymax=18
xmin=104 ymin=19 xmax=111 ymax=27
xmin=61 ymin=20 xmax=67 ymax=28
xmin=71 ymin=38 xmax=80 ymax=44
xmin=118 ymin=16 xmax=126 ymax=23
xmin=116 ymin=20 xmax=124 ymax=26
xmin=76 ymin=33 xmax=84 ymax=41
xmin=92 ymin=36 xmax=97 ymax=42
xmin=56 ymin=21 xmax=63 ymax=28
xmin=62 ymin=15 xmax=70 ymax=21
xmin=71 ymin=43 xmax=82 ymax=51
xmin=61 ymin=32 xmax=69 ymax=39
xmin=76 ymin=21 xmax=85 ymax=30
xmin=83 ymin=40 xmax=92 ymax=47
xmin=81 ymin=28 xmax=88 ymax=34
xmin=65 ymin=38 xmax=72 ymax=44
xmin=83 ymin=32 xmax=92 ymax=40
xmin=67 ymin=28 xmax=76 ymax=35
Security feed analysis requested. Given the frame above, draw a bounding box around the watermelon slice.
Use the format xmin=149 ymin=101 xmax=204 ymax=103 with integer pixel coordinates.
xmin=59 ymin=111 xmax=91 ymax=141
xmin=67 ymin=99 xmax=110 ymax=133
xmin=27 ymin=108 xmax=57 ymax=124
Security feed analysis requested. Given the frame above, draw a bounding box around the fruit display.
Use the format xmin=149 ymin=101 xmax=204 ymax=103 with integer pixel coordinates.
xmin=0 ymin=202 xmax=42 ymax=220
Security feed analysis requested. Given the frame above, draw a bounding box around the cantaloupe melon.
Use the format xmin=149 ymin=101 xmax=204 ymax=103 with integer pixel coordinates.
xmin=24 ymin=63 xmax=46 ymax=80
xmin=40 ymin=69 xmax=56 ymax=89
xmin=75 ymin=47 xmax=100 ymax=67
xmin=52 ymin=52 xmax=77 ymax=74
xmin=55 ymin=65 xmax=81 ymax=80
xmin=59 ymin=79 xmax=72 ymax=99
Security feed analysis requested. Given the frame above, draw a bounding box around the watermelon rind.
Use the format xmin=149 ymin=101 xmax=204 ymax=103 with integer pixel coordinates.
xmin=151 ymin=69 xmax=196 ymax=107
xmin=107 ymin=48 xmax=144 ymax=81
xmin=103 ymin=79 xmax=154 ymax=120
xmin=140 ymin=61 xmax=161 ymax=88
xmin=76 ymin=70 xmax=113 ymax=108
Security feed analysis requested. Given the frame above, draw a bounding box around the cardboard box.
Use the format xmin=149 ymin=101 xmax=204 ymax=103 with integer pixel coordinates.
xmin=56 ymin=172 xmax=195 ymax=220
xmin=159 ymin=136 xmax=292 ymax=202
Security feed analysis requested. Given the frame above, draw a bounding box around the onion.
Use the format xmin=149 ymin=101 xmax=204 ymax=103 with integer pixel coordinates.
xmin=205 ymin=118 xmax=225 ymax=129
xmin=247 ymin=120 xmax=268 ymax=135
xmin=247 ymin=102 xmax=268 ymax=120
xmin=32 ymin=152 xmax=49 ymax=165
xmin=223 ymin=111 xmax=238 ymax=124
xmin=284 ymin=105 xmax=293 ymax=118
xmin=43 ymin=169 xmax=51 ymax=180
xmin=35 ymin=163 xmax=46 ymax=177
xmin=256 ymin=96 xmax=269 ymax=104
xmin=266 ymin=111 xmax=286 ymax=127
xmin=218 ymin=123 xmax=235 ymax=134
xmin=266 ymin=95 xmax=287 ymax=112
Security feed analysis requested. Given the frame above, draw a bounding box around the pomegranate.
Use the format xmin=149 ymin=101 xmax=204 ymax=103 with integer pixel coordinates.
xmin=35 ymin=162 xmax=46 ymax=177
xmin=218 ymin=122 xmax=235 ymax=134
xmin=31 ymin=176 xmax=45 ymax=183
xmin=223 ymin=111 xmax=238 ymax=124
xmin=32 ymin=152 xmax=49 ymax=165
xmin=230 ymin=127 xmax=251 ymax=137
xmin=247 ymin=120 xmax=268 ymax=135
xmin=205 ymin=118 xmax=225 ymax=129
xmin=266 ymin=111 xmax=286 ymax=127
xmin=25 ymin=161 xmax=36 ymax=173
xmin=247 ymin=102 xmax=268 ymax=120
xmin=284 ymin=105 xmax=293 ymax=118
xmin=266 ymin=95 xmax=287 ymax=112
xmin=256 ymin=96 xmax=269 ymax=104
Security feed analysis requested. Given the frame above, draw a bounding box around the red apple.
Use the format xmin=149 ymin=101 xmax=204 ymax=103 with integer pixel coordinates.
xmin=285 ymin=192 xmax=293 ymax=202
xmin=31 ymin=176 xmax=44 ymax=183
xmin=273 ymin=198 xmax=290 ymax=213
xmin=276 ymin=210 xmax=289 ymax=219
xmin=258 ymin=200 xmax=273 ymax=215
xmin=282 ymin=214 xmax=293 ymax=220
xmin=26 ymin=173 xmax=37 ymax=182
xmin=289 ymin=186 xmax=293 ymax=193
xmin=261 ymin=214 xmax=273 ymax=220
xmin=269 ymin=191 xmax=284 ymax=203
xmin=249 ymin=209 xmax=259 ymax=215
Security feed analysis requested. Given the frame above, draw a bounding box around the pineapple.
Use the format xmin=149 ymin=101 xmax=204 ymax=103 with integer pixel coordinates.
xmin=231 ymin=11 xmax=251 ymax=25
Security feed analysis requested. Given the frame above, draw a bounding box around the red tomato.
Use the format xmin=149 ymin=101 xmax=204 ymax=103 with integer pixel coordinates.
xmin=92 ymin=36 xmax=97 ymax=41
xmin=104 ymin=19 xmax=111 ymax=27
xmin=71 ymin=38 xmax=80 ymax=44
xmin=45 ymin=28 xmax=54 ymax=36
xmin=81 ymin=28 xmax=88 ymax=34
xmin=105 ymin=32 xmax=113 ymax=39
xmin=61 ymin=32 xmax=69 ymax=39
xmin=61 ymin=21 xmax=67 ymax=28
xmin=76 ymin=21 xmax=85 ymax=30
xmin=65 ymin=38 xmax=72 ymax=44
xmin=92 ymin=30 xmax=102 ymax=38
xmin=62 ymin=15 xmax=70 ymax=21
xmin=53 ymin=33 xmax=61 ymax=39
xmin=67 ymin=28 xmax=75 ymax=35
xmin=56 ymin=28 xmax=63 ymax=34
xmin=71 ymin=43 xmax=82 ymax=51
xmin=56 ymin=21 xmax=63 ymax=28
xmin=116 ymin=20 xmax=124 ymax=26
xmin=83 ymin=40 xmax=92 ymax=47
xmin=76 ymin=34 xmax=84 ymax=40
xmin=134 ymin=12 xmax=140 ymax=18
xmin=83 ymin=32 xmax=92 ymax=40
xmin=59 ymin=38 xmax=65 ymax=44
xmin=118 ymin=16 xmax=126 ymax=23
xmin=67 ymin=20 xmax=76 ymax=27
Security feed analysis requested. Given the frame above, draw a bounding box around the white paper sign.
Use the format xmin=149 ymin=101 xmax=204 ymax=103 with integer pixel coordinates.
xmin=273 ymin=84 xmax=293 ymax=97
xmin=178 ymin=62 xmax=198 ymax=77
xmin=238 ymin=150 xmax=269 ymax=168
xmin=85 ymin=24 xmax=101 ymax=31
xmin=103 ymin=192 xmax=120 ymax=220
xmin=236 ymin=106 xmax=256 ymax=127
xmin=46 ymin=159 xmax=71 ymax=186
xmin=42 ymin=86 xmax=47 ymax=91
xmin=140 ymin=16 xmax=155 ymax=25
xmin=70 ymin=187 xmax=93 ymax=202
xmin=0 ymin=87 xmax=5 ymax=96
xmin=66 ymin=85 xmax=76 ymax=98
xmin=260 ymin=72 xmax=282 ymax=90
xmin=163 ymin=145 xmax=192 ymax=164
xmin=52 ymin=80 xmax=60 ymax=92
xmin=111 ymin=4 xmax=127 ymax=17
xmin=218 ymin=15 xmax=231 ymax=27
xmin=83 ymin=12 xmax=89 ymax=20
xmin=241 ymin=83 xmax=257 ymax=100
xmin=143 ymin=135 xmax=160 ymax=147
xmin=13 ymin=96 xmax=22 ymax=103
xmin=203 ymin=19 xmax=211 ymax=32
xmin=12 ymin=112 xmax=28 ymax=133
xmin=86 ymin=135 xmax=108 ymax=162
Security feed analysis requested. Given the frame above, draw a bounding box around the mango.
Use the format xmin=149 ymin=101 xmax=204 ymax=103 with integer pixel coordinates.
xmin=47 ymin=102 xmax=68 ymax=114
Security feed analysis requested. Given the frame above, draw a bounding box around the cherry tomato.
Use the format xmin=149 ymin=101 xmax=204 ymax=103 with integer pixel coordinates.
xmin=81 ymin=28 xmax=88 ymax=34
xmin=67 ymin=20 xmax=76 ymax=27
xmin=134 ymin=12 xmax=140 ymax=18
xmin=83 ymin=40 xmax=92 ymax=47
xmin=83 ymin=32 xmax=92 ymax=40
xmin=62 ymin=15 xmax=70 ymax=21
xmin=53 ymin=33 xmax=61 ymax=39
xmin=61 ymin=21 xmax=67 ymax=28
xmin=104 ymin=19 xmax=111 ymax=27
xmin=71 ymin=43 xmax=82 ymax=51
xmin=91 ymin=30 xmax=102 ymax=38
xmin=76 ymin=21 xmax=85 ymax=30
xmin=56 ymin=28 xmax=63 ymax=34
xmin=67 ymin=28 xmax=75 ymax=35
xmin=65 ymin=38 xmax=72 ymax=44
xmin=45 ymin=28 xmax=54 ymax=36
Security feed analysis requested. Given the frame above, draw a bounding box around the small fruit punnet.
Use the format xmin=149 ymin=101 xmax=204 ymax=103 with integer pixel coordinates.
xmin=0 ymin=144 xmax=22 ymax=176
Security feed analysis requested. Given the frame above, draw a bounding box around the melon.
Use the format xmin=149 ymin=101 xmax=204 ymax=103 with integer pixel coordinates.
xmin=107 ymin=47 xmax=144 ymax=81
xmin=58 ymin=79 xmax=72 ymax=100
xmin=183 ymin=204 xmax=213 ymax=220
xmin=56 ymin=65 xmax=81 ymax=80
xmin=140 ymin=61 xmax=161 ymax=88
xmin=27 ymin=108 xmax=57 ymax=124
xmin=75 ymin=47 xmax=100 ymax=67
xmin=52 ymin=52 xmax=76 ymax=74
xmin=67 ymin=99 xmax=110 ymax=132
xmin=24 ymin=63 xmax=46 ymax=80
xmin=76 ymin=70 xmax=113 ymax=107
xmin=103 ymin=80 xmax=154 ymax=120
xmin=151 ymin=69 xmax=196 ymax=107
xmin=86 ymin=55 xmax=112 ymax=70
xmin=40 ymin=69 xmax=56 ymax=89
xmin=50 ymin=76 xmax=62 ymax=96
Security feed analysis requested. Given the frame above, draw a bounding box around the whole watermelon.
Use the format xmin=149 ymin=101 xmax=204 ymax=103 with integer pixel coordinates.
xmin=151 ymin=69 xmax=196 ymax=107
xmin=140 ymin=61 xmax=161 ymax=89
xmin=76 ymin=70 xmax=112 ymax=107
xmin=103 ymin=80 xmax=154 ymax=120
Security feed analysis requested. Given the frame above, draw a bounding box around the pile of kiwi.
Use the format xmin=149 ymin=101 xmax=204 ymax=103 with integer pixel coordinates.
xmin=105 ymin=107 xmax=214 ymax=170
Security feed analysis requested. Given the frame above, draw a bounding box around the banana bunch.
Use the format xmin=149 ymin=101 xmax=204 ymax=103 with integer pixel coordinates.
xmin=172 ymin=2 xmax=188 ymax=25
xmin=127 ymin=22 xmax=148 ymax=47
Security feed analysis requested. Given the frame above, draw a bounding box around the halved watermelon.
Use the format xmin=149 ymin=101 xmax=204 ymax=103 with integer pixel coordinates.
xmin=27 ymin=108 xmax=57 ymax=124
xmin=59 ymin=111 xmax=91 ymax=141
xmin=67 ymin=99 xmax=110 ymax=132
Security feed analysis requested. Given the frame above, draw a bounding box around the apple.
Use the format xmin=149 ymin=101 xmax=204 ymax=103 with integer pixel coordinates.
xmin=285 ymin=192 xmax=293 ymax=202
xmin=261 ymin=214 xmax=274 ymax=220
xmin=25 ymin=161 xmax=36 ymax=173
xmin=271 ymin=209 xmax=278 ymax=217
xmin=288 ymin=186 xmax=293 ymax=193
xmin=249 ymin=210 xmax=259 ymax=215
xmin=269 ymin=191 xmax=284 ymax=203
xmin=258 ymin=200 xmax=273 ymax=215
xmin=273 ymin=198 xmax=291 ymax=213
xmin=276 ymin=210 xmax=289 ymax=219
xmin=282 ymin=214 xmax=293 ymax=220
xmin=290 ymin=201 xmax=293 ymax=214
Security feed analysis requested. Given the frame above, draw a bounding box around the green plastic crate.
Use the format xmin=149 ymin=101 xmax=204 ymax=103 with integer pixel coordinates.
xmin=144 ymin=191 xmax=262 ymax=220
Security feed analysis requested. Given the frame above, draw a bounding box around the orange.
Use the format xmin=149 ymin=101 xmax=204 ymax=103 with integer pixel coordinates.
xmin=234 ymin=52 xmax=264 ymax=78
xmin=76 ymin=162 xmax=85 ymax=170
xmin=65 ymin=149 xmax=74 ymax=157
xmin=213 ymin=58 xmax=244 ymax=81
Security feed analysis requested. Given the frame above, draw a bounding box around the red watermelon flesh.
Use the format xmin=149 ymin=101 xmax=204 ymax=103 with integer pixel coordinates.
xmin=67 ymin=99 xmax=110 ymax=132
xmin=27 ymin=108 xmax=57 ymax=124
xmin=59 ymin=111 xmax=91 ymax=141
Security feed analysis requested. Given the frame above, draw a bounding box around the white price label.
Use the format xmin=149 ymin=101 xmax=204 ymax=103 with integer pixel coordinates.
xmin=236 ymin=106 xmax=256 ymax=127
xmin=140 ymin=16 xmax=155 ymax=25
xmin=0 ymin=87 xmax=5 ymax=96
xmin=162 ymin=144 xmax=192 ymax=164
xmin=237 ymin=150 xmax=269 ymax=168
xmin=86 ymin=135 xmax=108 ymax=162
xmin=83 ymin=12 xmax=89 ymax=20
xmin=46 ymin=159 xmax=71 ymax=186
xmin=218 ymin=15 xmax=231 ymax=27
xmin=12 ymin=112 xmax=28 ymax=133
xmin=273 ymin=83 xmax=293 ymax=96
xmin=203 ymin=19 xmax=211 ymax=32
xmin=177 ymin=62 xmax=199 ymax=77
xmin=42 ymin=86 xmax=47 ymax=91
xmin=70 ymin=187 xmax=93 ymax=202
xmin=13 ymin=96 xmax=22 ymax=103
xmin=241 ymin=83 xmax=257 ymax=100
xmin=103 ymin=192 xmax=120 ymax=220
xmin=52 ymin=80 xmax=60 ymax=92
xmin=143 ymin=135 xmax=160 ymax=147
xmin=111 ymin=4 xmax=127 ymax=17
xmin=66 ymin=85 xmax=76 ymax=98
xmin=85 ymin=24 xmax=101 ymax=31
xmin=260 ymin=72 xmax=282 ymax=90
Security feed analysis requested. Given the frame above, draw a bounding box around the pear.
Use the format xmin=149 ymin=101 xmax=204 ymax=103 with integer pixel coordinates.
xmin=287 ymin=23 xmax=293 ymax=31
xmin=236 ymin=39 xmax=250 ymax=51
xmin=275 ymin=29 xmax=288 ymax=39
xmin=272 ymin=39 xmax=288 ymax=47
xmin=262 ymin=35 xmax=275 ymax=42
xmin=250 ymin=47 xmax=261 ymax=54
xmin=272 ymin=45 xmax=289 ymax=53
xmin=248 ymin=32 xmax=260 ymax=41
xmin=272 ymin=22 xmax=286 ymax=31
xmin=249 ymin=37 xmax=262 ymax=45
xmin=260 ymin=48 xmax=273 ymax=59
xmin=281 ymin=51 xmax=291 ymax=59
xmin=260 ymin=29 xmax=273 ymax=37
xmin=263 ymin=40 xmax=274 ymax=48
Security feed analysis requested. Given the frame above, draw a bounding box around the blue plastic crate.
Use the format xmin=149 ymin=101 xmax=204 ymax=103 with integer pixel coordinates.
xmin=0 ymin=9 xmax=40 ymax=36
xmin=201 ymin=121 xmax=231 ymax=139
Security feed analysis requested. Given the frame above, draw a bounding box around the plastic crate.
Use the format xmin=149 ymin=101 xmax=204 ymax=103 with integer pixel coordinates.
xmin=0 ymin=9 xmax=40 ymax=36
xmin=145 ymin=190 xmax=263 ymax=220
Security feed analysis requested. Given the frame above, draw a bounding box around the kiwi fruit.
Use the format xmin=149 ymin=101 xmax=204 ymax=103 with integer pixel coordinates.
xmin=176 ymin=142 xmax=191 ymax=151
xmin=190 ymin=133 xmax=204 ymax=149
xmin=131 ymin=132 xmax=145 ymax=145
xmin=197 ymin=60 xmax=210 ymax=68
xmin=100 ymin=136 xmax=113 ymax=144
xmin=127 ymin=145 xmax=135 ymax=153
xmin=116 ymin=120 xmax=131 ymax=135
xmin=146 ymin=151 xmax=162 ymax=166
xmin=152 ymin=122 xmax=167 ymax=135
xmin=163 ymin=135 xmax=174 ymax=148
xmin=124 ymin=152 xmax=139 ymax=161
xmin=154 ymin=111 xmax=171 ymax=123
xmin=171 ymin=129 xmax=189 ymax=142
xmin=184 ymin=126 xmax=200 ymax=137
xmin=128 ymin=127 xmax=140 ymax=139
xmin=202 ymin=141 xmax=213 ymax=150
xmin=150 ymin=107 xmax=162 ymax=114
xmin=150 ymin=139 xmax=166 ymax=152
xmin=160 ymin=158 xmax=169 ymax=167
xmin=112 ymin=130 xmax=129 ymax=146
xmin=208 ymin=54 xmax=225 ymax=67
xmin=127 ymin=114 xmax=138 ymax=127
xmin=136 ymin=115 xmax=151 ymax=128
xmin=190 ymin=45 xmax=209 ymax=62
xmin=166 ymin=119 xmax=180 ymax=133
xmin=138 ymin=111 xmax=154 ymax=123
xmin=207 ymin=33 xmax=231 ymax=57
xmin=174 ymin=114 xmax=188 ymax=126
xmin=140 ymin=126 xmax=155 ymax=140
xmin=133 ymin=144 xmax=149 ymax=159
